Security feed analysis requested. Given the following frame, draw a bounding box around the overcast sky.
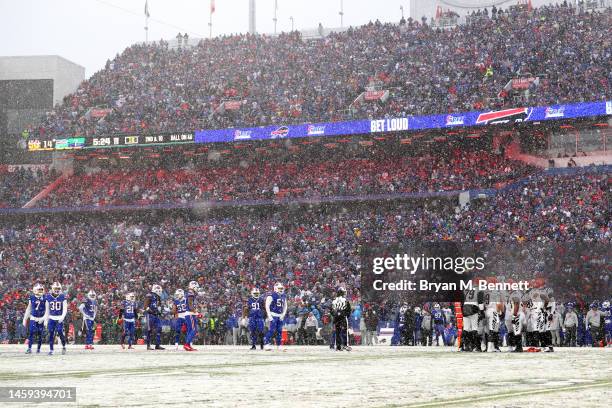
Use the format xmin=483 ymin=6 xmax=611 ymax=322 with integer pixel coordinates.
xmin=0 ymin=0 xmax=415 ymax=77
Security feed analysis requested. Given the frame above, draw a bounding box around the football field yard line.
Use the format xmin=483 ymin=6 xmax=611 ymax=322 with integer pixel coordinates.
xmin=0 ymin=346 xmax=610 ymax=407
xmin=0 ymin=350 xmax=451 ymax=381
xmin=388 ymin=379 xmax=612 ymax=408
xmin=0 ymin=349 xmax=606 ymax=381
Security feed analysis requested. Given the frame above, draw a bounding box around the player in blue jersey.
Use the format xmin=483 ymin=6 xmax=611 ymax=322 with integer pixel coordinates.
xmin=173 ymin=289 xmax=187 ymax=350
xmin=119 ymin=292 xmax=138 ymax=349
xmin=22 ymin=283 xmax=46 ymax=354
xmin=391 ymin=303 xmax=408 ymax=346
xmin=183 ymin=281 xmax=201 ymax=351
xmin=602 ymin=300 xmax=611 ymax=347
xmin=79 ymin=290 xmax=98 ymax=350
xmin=144 ymin=284 xmax=165 ymax=350
xmin=44 ymin=282 xmax=68 ymax=355
xmin=431 ymin=303 xmax=446 ymax=346
xmin=264 ymin=282 xmax=287 ymax=350
xmin=246 ymin=287 xmax=265 ymax=350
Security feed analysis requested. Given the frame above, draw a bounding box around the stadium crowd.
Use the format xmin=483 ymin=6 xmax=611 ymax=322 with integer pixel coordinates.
xmin=0 ymin=169 xmax=609 ymax=344
xmin=39 ymin=147 xmax=533 ymax=208
xmin=28 ymin=3 xmax=611 ymax=138
xmin=0 ymin=166 xmax=57 ymax=208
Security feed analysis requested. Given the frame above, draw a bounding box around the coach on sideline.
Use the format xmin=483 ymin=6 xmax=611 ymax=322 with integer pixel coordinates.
xmin=585 ymin=303 xmax=603 ymax=347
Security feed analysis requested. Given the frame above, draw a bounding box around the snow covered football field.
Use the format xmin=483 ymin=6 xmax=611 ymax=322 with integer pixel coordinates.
xmin=0 ymin=345 xmax=610 ymax=408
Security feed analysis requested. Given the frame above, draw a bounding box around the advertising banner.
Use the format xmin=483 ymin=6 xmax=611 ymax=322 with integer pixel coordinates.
xmin=27 ymin=101 xmax=610 ymax=151
xmin=195 ymin=100 xmax=610 ymax=144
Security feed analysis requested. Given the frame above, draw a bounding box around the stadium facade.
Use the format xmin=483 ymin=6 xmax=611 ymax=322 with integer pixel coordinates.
xmin=0 ymin=55 xmax=84 ymax=136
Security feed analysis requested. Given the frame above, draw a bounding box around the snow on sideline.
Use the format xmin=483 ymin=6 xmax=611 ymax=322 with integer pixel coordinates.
xmin=0 ymin=345 xmax=610 ymax=407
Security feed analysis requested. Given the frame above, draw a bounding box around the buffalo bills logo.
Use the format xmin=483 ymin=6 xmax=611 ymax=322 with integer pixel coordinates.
xmin=476 ymin=108 xmax=533 ymax=125
xmin=270 ymin=126 xmax=289 ymax=138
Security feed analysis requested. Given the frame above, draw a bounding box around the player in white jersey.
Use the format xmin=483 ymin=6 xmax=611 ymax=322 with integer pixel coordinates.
xmin=539 ymin=288 xmax=555 ymax=352
xmin=504 ymin=288 xmax=525 ymax=352
xmin=524 ymin=289 xmax=539 ymax=346
xmin=462 ymin=278 xmax=484 ymax=352
xmin=484 ymin=283 xmax=505 ymax=352
xmin=526 ymin=287 xmax=554 ymax=351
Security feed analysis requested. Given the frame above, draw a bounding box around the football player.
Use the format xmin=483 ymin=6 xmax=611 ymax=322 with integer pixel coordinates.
xmin=144 ymin=284 xmax=164 ymax=350
xmin=44 ymin=282 xmax=67 ymax=355
xmin=505 ymin=289 xmax=524 ymax=352
xmin=462 ymin=279 xmax=484 ymax=351
xmin=539 ymin=288 xmax=555 ymax=352
xmin=23 ymin=283 xmax=46 ymax=354
xmin=173 ymin=289 xmax=187 ymax=350
xmin=431 ymin=303 xmax=446 ymax=347
xmin=79 ymin=290 xmax=98 ymax=350
xmin=484 ymin=285 xmax=504 ymax=352
xmin=247 ymin=287 xmax=265 ymax=350
xmin=264 ymin=282 xmax=287 ymax=350
xmin=392 ymin=303 xmax=408 ymax=346
xmin=183 ymin=281 xmax=201 ymax=351
xmin=119 ymin=292 xmax=138 ymax=349
xmin=523 ymin=289 xmax=538 ymax=347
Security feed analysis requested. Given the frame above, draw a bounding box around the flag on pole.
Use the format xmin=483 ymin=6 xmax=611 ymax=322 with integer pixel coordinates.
xmin=144 ymin=0 xmax=150 ymax=18
xmin=210 ymin=0 xmax=216 ymax=14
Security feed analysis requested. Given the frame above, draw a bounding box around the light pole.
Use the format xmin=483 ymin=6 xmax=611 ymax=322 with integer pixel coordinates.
xmin=290 ymin=16 xmax=294 ymax=32
xmin=339 ymin=0 xmax=344 ymax=28
xmin=400 ymin=5 xmax=404 ymax=19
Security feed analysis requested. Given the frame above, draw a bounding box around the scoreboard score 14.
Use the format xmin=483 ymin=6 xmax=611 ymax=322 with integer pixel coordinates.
xmin=27 ymin=133 xmax=194 ymax=151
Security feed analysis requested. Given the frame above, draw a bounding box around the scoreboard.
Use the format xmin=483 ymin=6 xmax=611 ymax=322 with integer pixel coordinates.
xmin=27 ymin=133 xmax=195 ymax=151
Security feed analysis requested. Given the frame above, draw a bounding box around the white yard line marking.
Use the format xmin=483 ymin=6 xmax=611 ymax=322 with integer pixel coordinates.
xmin=393 ymin=379 xmax=612 ymax=408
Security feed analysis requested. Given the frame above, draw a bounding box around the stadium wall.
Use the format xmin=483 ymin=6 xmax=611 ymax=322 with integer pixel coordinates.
xmin=0 ymin=55 xmax=85 ymax=106
xmin=0 ymin=56 xmax=83 ymax=136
